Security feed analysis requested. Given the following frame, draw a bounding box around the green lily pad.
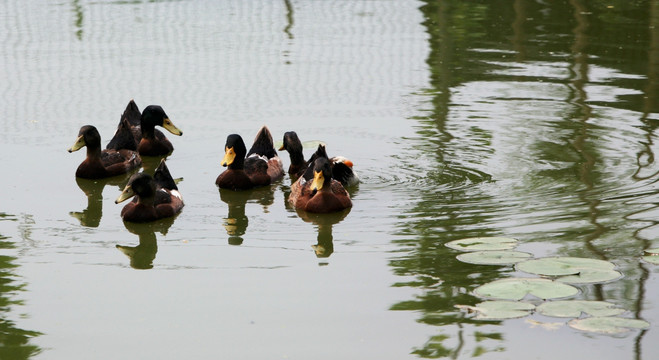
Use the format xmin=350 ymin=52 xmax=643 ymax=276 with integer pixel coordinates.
xmin=536 ymin=301 xmax=625 ymax=318
xmin=568 ymin=317 xmax=650 ymax=334
xmin=556 ymin=270 xmax=622 ymax=284
xmin=474 ymin=278 xmax=579 ymax=301
xmin=456 ymin=301 xmax=535 ymax=320
xmin=445 ymin=237 xmax=518 ymax=252
xmin=642 ymin=248 xmax=659 ymax=264
xmin=456 ymin=250 xmax=532 ymax=265
xmin=642 ymin=255 xmax=659 ymax=265
xmin=516 ymin=257 xmax=620 ymax=284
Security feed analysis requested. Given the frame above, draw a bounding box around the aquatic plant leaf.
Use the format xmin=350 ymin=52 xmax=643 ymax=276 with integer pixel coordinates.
xmin=555 ymin=269 xmax=622 ymax=284
xmin=516 ymin=257 xmax=615 ymax=276
xmin=568 ymin=317 xmax=650 ymax=334
xmin=642 ymin=248 xmax=659 ymax=264
xmin=445 ymin=237 xmax=518 ymax=252
xmin=456 ymin=301 xmax=535 ymax=320
xmin=536 ymin=301 xmax=625 ymax=318
xmin=456 ymin=250 xmax=532 ymax=265
xmin=642 ymin=255 xmax=659 ymax=265
xmin=473 ymin=278 xmax=579 ymax=301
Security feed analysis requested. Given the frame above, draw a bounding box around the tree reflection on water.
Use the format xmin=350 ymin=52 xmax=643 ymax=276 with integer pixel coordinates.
xmin=390 ymin=0 xmax=658 ymax=357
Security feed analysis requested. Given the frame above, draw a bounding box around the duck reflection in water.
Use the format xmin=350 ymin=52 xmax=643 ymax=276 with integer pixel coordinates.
xmin=70 ymin=175 xmax=131 ymax=227
xmin=295 ymin=208 xmax=350 ymax=259
xmin=116 ymin=217 xmax=176 ymax=270
xmin=218 ymin=186 xmax=275 ymax=245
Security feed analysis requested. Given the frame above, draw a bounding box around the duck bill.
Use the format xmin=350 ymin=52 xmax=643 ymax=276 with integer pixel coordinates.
xmin=221 ymin=147 xmax=236 ymax=167
xmin=115 ymin=186 xmax=135 ymax=204
xmin=162 ymin=118 xmax=183 ymax=136
xmin=310 ymin=170 xmax=325 ymax=191
xmin=278 ymin=144 xmax=285 ymax=151
xmin=67 ymin=135 xmax=85 ymax=152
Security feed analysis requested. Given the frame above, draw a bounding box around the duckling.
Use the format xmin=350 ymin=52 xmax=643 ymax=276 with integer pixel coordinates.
xmin=115 ymin=159 xmax=184 ymax=222
xmin=289 ymin=157 xmax=352 ymax=213
xmin=137 ymin=105 xmax=183 ymax=156
xmin=215 ymin=126 xmax=284 ymax=190
xmin=68 ymin=125 xmax=142 ymax=179
xmin=279 ymin=132 xmax=359 ymax=186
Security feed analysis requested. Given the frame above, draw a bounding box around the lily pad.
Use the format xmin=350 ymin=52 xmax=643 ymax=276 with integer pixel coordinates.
xmin=642 ymin=255 xmax=659 ymax=265
xmin=642 ymin=248 xmax=659 ymax=264
xmin=474 ymin=278 xmax=579 ymax=301
xmin=568 ymin=317 xmax=650 ymax=334
xmin=455 ymin=301 xmax=535 ymax=320
xmin=445 ymin=237 xmax=518 ymax=252
xmin=516 ymin=257 xmax=621 ymax=284
xmin=536 ymin=301 xmax=625 ymax=318
xmin=456 ymin=250 xmax=532 ymax=265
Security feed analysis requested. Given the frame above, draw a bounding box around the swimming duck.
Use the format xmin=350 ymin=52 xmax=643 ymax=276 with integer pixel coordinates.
xmin=279 ymin=131 xmax=359 ymax=186
xmin=105 ymin=101 xmax=183 ymax=156
xmin=288 ymin=156 xmax=352 ymax=213
xmin=138 ymin=105 xmax=183 ymax=156
xmin=68 ymin=125 xmax=142 ymax=179
xmin=115 ymin=159 xmax=184 ymax=222
xmin=215 ymin=126 xmax=285 ymax=190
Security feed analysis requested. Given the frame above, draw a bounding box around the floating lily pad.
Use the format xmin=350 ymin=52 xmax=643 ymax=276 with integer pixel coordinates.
xmin=644 ymin=248 xmax=659 ymax=255
xmin=474 ymin=278 xmax=579 ymax=301
xmin=642 ymin=248 xmax=659 ymax=264
xmin=456 ymin=250 xmax=532 ymax=265
xmin=536 ymin=301 xmax=625 ymax=318
xmin=516 ymin=257 xmax=621 ymax=284
xmin=642 ymin=255 xmax=659 ymax=265
xmin=445 ymin=237 xmax=518 ymax=252
xmin=455 ymin=301 xmax=535 ymax=320
xmin=568 ymin=317 xmax=650 ymax=334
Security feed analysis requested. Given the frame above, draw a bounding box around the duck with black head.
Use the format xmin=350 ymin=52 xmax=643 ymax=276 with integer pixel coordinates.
xmin=115 ymin=159 xmax=184 ymax=222
xmin=137 ymin=105 xmax=183 ymax=157
xmin=215 ymin=126 xmax=284 ymax=190
xmin=68 ymin=125 xmax=142 ymax=179
xmin=289 ymin=156 xmax=352 ymax=213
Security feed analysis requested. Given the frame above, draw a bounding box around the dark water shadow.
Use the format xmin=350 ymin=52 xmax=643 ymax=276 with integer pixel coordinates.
xmin=218 ymin=186 xmax=275 ymax=245
xmin=70 ymin=175 xmax=131 ymax=227
xmin=116 ymin=217 xmax=176 ymax=270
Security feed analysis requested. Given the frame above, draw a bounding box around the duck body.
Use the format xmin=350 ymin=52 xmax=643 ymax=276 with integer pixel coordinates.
xmin=289 ymin=157 xmax=352 ymax=213
xmin=115 ymin=159 xmax=184 ymax=222
xmin=216 ymin=126 xmax=284 ymax=190
xmin=69 ymin=125 xmax=142 ymax=179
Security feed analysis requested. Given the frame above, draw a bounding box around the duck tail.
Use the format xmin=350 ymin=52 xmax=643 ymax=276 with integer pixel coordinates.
xmin=154 ymin=159 xmax=178 ymax=190
xmin=247 ymin=125 xmax=278 ymax=159
xmin=123 ymin=99 xmax=142 ymax=127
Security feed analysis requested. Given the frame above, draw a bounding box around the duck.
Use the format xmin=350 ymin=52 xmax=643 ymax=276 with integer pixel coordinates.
xmin=215 ymin=126 xmax=285 ymax=190
xmin=288 ymin=156 xmax=352 ymax=213
xmin=138 ymin=105 xmax=183 ymax=156
xmin=105 ymin=101 xmax=183 ymax=156
xmin=68 ymin=125 xmax=142 ymax=179
xmin=279 ymin=131 xmax=359 ymax=186
xmin=115 ymin=159 xmax=184 ymax=222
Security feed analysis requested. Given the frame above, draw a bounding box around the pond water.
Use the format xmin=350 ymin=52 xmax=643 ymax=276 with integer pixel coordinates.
xmin=2 ymin=0 xmax=659 ymax=359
